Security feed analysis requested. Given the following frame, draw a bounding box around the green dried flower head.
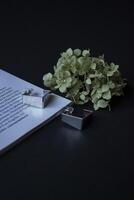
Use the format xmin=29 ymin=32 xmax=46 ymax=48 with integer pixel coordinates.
xmin=43 ymin=48 xmax=127 ymax=110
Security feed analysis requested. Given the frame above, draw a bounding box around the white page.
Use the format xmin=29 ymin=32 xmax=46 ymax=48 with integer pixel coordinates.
xmin=0 ymin=69 xmax=71 ymax=153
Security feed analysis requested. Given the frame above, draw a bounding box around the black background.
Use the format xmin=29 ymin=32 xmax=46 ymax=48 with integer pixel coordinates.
xmin=0 ymin=1 xmax=134 ymax=199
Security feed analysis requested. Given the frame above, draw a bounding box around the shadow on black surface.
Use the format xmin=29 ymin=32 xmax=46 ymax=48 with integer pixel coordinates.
xmin=110 ymin=83 xmax=134 ymax=110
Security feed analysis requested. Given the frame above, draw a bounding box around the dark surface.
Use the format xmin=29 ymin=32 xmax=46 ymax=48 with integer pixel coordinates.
xmin=0 ymin=1 xmax=134 ymax=199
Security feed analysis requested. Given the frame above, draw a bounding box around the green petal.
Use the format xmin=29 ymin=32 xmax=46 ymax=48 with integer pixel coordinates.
xmin=43 ymin=73 xmax=53 ymax=87
xmin=110 ymin=63 xmax=119 ymax=71
xmin=82 ymin=50 xmax=90 ymax=56
xmin=107 ymin=71 xmax=114 ymax=77
xmin=86 ymin=78 xmax=91 ymax=85
xmin=90 ymin=63 xmax=96 ymax=70
xmin=108 ymin=81 xmax=115 ymax=89
xmin=82 ymin=91 xmax=89 ymax=96
xmin=91 ymin=92 xmax=100 ymax=103
xmin=94 ymin=103 xmax=99 ymax=110
xmin=102 ymin=91 xmax=111 ymax=100
xmin=91 ymin=88 xmax=96 ymax=96
xmin=66 ymin=77 xmax=72 ymax=83
xmin=78 ymin=57 xmax=84 ymax=65
xmin=59 ymin=85 xmax=67 ymax=93
xmin=64 ymin=71 xmax=71 ymax=77
xmin=66 ymin=48 xmax=73 ymax=56
xmin=74 ymin=49 xmax=81 ymax=57
xmin=97 ymin=88 xmax=102 ymax=94
xmin=80 ymin=94 xmax=86 ymax=101
xmin=101 ymin=84 xmax=109 ymax=92
xmin=97 ymin=99 xmax=108 ymax=108
xmin=43 ymin=73 xmax=53 ymax=81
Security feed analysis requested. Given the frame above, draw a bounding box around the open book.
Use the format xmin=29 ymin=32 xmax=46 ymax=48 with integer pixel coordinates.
xmin=0 ymin=69 xmax=71 ymax=154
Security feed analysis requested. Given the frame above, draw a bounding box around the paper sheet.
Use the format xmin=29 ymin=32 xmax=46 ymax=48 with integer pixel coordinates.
xmin=0 ymin=69 xmax=71 ymax=152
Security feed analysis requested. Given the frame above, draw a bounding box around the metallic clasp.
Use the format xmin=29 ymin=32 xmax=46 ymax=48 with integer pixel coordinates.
xmin=22 ymin=89 xmax=51 ymax=108
xmin=61 ymin=106 xmax=93 ymax=130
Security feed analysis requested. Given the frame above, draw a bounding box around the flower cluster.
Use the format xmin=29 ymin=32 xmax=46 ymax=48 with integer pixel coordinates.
xmin=43 ymin=48 xmax=126 ymax=110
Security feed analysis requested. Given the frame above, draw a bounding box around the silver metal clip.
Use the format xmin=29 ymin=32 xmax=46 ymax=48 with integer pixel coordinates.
xmin=22 ymin=89 xmax=51 ymax=108
xmin=61 ymin=106 xmax=93 ymax=130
